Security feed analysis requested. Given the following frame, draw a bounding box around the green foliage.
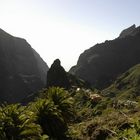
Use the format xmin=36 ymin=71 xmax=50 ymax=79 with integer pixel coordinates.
xmin=30 ymin=98 xmax=67 ymax=140
xmin=1 ymin=64 xmax=140 ymax=140
xmin=39 ymin=87 xmax=75 ymax=122
xmin=73 ymin=89 xmax=90 ymax=108
xmin=47 ymin=87 xmax=75 ymax=122
xmin=0 ymin=104 xmax=42 ymax=140
xmin=0 ymin=87 xmax=75 ymax=139
xmin=103 ymin=64 xmax=140 ymax=100
xmin=29 ymin=87 xmax=75 ymax=139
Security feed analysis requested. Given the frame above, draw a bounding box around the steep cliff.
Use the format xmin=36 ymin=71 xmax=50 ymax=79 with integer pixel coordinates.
xmin=69 ymin=25 xmax=140 ymax=89
xmin=0 ymin=29 xmax=49 ymax=103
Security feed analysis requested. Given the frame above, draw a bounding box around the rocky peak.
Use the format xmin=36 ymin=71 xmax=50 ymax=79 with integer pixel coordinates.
xmin=0 ymin=28 xmax=13 ymax=37
xmin=119 ymin=24 xmax=140 ymax=38
xmin=52 ymin=59 xmax=61 ymax=67
xmin=47 ymin=59 xmax=70 ymax=89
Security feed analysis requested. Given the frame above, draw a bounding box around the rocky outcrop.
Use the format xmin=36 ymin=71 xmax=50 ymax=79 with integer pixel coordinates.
xmin=0 ymin=29 xmax=49 ymax=103
xmin=47 ymin=59 xmax=70 ymax=89
xmin=69 ymin=25 xmax=140 ymax=89
xmin=47 ymin=59 xmax=90 ymax=89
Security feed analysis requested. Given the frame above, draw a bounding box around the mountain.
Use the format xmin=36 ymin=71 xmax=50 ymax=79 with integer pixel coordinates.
xmin=0 ymin=29 xmax=49 ymax=103
xmin=69 ymin=25 xmax=140 ymax=89
xmin=103 ymin=64 xmax=140 ymax=99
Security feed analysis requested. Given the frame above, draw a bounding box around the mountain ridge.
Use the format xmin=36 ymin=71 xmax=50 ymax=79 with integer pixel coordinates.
xmin=69 ymin=25 xmax=140 ymax=89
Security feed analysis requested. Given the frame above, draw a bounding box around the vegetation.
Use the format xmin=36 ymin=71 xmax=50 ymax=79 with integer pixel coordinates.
xmin=0 ymin=87 xmax=74 ymax=140
xmin=67 ymin=64 xmax=140 ymax=140
xmin=0 ymin=104 xmax=42 ymax=140
xmin=103 ymin=64 xmax=140 ymax=100
xmin=1 ymin=64 xmax=140 ymax=139
xmin=1 ymin=84 xmax=140 ymax=139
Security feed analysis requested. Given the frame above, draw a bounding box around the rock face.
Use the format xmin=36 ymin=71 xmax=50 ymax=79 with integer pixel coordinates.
xmin=69 ymin=25 xmax=140 ymax=89
xmin=47 ymin=59 xmax=90 ymax=89
xmin=47 ymin=59 xmax=70 ymax=89
xmin=0 ymin=29 xmax=49 ymax=103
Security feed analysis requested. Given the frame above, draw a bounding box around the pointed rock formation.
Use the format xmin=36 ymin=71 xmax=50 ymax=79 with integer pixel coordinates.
xmin=47 ymin=59 xmax=70 ymax=89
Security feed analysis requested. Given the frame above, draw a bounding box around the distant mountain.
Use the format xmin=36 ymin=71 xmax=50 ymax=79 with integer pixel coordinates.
xmin=0 ymin=29 xmax=49 ymax=103
xmin=103 ymin=64 xmax=140 ymax=99
xmin=69 ymin=25 xmax=140 ymax=89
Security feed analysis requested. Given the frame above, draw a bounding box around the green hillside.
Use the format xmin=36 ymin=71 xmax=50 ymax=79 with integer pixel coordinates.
xmin=103 ymin=64 xmax=140 ymax=100
xmin=68 ymin=64 xmax=140 ymax=140
xmin=1 ymin=64 xmax=140 ymax=139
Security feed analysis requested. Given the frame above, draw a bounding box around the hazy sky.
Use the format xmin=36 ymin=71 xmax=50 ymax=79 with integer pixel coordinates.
xmin=0 ymin=0 xmax=140 ymax=71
